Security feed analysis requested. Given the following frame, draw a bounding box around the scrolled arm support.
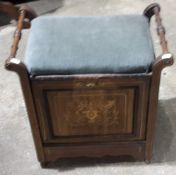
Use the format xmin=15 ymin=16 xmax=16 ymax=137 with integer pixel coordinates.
xmin=152 ymin=53 xmax=174 ymax=72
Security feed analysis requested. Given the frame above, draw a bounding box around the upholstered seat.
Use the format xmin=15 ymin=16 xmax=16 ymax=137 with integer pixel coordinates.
xmin=25 ymin=15 xmax=155 ymax=75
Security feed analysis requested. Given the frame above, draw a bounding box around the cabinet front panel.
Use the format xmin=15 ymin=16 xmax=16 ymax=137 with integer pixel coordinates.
xmin=32 ymin=76 xmax=150 ymax=143
xmin=47 ymin=89 xmax=134 ymax=137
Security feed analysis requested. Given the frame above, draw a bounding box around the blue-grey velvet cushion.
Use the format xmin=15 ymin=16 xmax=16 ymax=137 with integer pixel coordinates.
xmin=24 ymin=15 xmax=155 ymax=75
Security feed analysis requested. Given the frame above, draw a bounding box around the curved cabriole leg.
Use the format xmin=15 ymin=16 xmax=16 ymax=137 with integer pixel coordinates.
xmin=5 ymin=4 xmax=37 ymax=63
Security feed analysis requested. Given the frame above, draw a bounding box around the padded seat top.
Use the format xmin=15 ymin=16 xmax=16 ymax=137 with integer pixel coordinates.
xmin=25 ymin=15 xmax=155 ymax=75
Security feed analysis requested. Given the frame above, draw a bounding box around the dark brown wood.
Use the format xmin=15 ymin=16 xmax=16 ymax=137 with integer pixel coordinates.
xmin=145 ymin=54 xmax=173 ymax=162
xmin=44 ymin=142 xmax=146 ymax=162
xmin=4 ymin=6 xmax=44 ymax=162
xmin=0 ymin=2 xmax=19 ymax=20
xmin=48 ymin=89 xmax=134 ymax=136
xmin=5 ymin=60 xmax=45 ymax=162
xmin=31 ymin=75 xmax=150 ymax=144
xmin=4 ymin=3 xmax=174 ymax=167
xmin=8 ymin=9 xmax=25 ymax=61
xmin=5 ymin=5 xmax=37 ymax=64
xmin=143 ymin=3 xmax=174 ymax=162
xmin=0 ymin=2 xmax=37 ymax=27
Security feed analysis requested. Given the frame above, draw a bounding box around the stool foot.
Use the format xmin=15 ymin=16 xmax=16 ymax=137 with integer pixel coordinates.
xmin=40 ymin=161 xmax=49 ymax=168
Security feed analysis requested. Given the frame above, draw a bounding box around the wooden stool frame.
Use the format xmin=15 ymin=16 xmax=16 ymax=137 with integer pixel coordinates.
xmin=3 ymin=3 xmax=174 ymax=167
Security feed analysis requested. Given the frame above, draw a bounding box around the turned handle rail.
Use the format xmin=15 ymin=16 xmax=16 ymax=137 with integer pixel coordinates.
xmin=8 ymin=9 xmax=25 ymax=61
xmin=144 ymin=3 xmax=174 ymax=69
xmin=154 ymin=6 xmax=168 ymax=54
xmin=5 ymin=5 xmax=37 ymax=67
xmin=144 ymin=3 xmax=172 ymax=55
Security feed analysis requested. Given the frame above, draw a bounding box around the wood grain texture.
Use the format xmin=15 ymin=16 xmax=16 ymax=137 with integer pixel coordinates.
xmin=32 ymin=75 xmax=150 ymax=144
xmin=47 ymin=89 xmax=134 ymax=136
xmin=144 ymin=3 xmax=174 ymax=162
xmin=4 ymin=5 xmax=44 ymax=161
xmin=44 ymin=141 xmax=146 ymax=162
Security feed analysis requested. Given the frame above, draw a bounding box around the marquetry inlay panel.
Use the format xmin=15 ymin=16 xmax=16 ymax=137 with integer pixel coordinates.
xmin=47 ymin=89 xmax=134 ymax=136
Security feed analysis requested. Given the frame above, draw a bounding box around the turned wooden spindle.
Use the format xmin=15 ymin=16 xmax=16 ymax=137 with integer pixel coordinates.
xmin=9 ymin=9 xmax=25 ymax=59
xmin=154 ymin=7 xmax=169 ymax=54
xmin=5 ymin=6 xmax=37 ymax=66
